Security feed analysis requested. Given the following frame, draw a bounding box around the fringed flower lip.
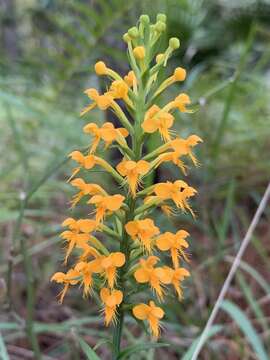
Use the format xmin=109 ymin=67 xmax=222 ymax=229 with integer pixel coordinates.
xmin=133 ymin=301 xmax=164 ymax=338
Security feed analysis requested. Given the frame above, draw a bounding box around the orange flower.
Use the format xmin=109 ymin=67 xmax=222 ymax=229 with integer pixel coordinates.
xmin=143 ymin=196 xmax=174 ymax=218
xmin=95 ymin=252 xmax=126 ymax=288
xmin=173 ymin=93 xmax=192 ymax=113
xmin=83 ymin=123 xmax=103 ymax=154
xmin=169 ymin=135 xmax=203 ymax=166
xmin=74 ymin=261 xmax=99 ymax=296
xmin=99 ymin=123 xmax=129 ymax=149
xmin=60 ymin=218 xmax=97 ymax=263
xmin=133 ymin=301 xmax=164 ymax=338
xmin=70 ymin=178 xmax=106 ymax=207
xmin=162 ymin=266 xmax=190 ymax=299
xmin=134 ymin=256 xmax=168 ymax=300
xmin=88 ymin=194 xmax=125 ymax=224
xmin=80 ymin=88 xmax=113 ymax=116
xmin=117 ymin=159 xmax=150 ymax=196
xmin=83 ymin=122 xmax=129 ymax=154
xmin=162 ymin=93 xmax=192 ymax=114
xmin=109 ymin=80 xmax=129 ymax=99
xmin=153 ymin=151 xmax=187 ymax=174
xmin=100 ymin=288 xmax=123 ymax=326
xmin=51 ymin=269 xmax=80 ymax=303
xmin=125 ymin=218 xmax=160 ymax=253
xmin=154 ymin=180 xmax=197 ymax=216
xmin=142 ymin=105 xmax=174 ymax=142
xmin=156 ymin=230 xmax=189 ymax=268
xmin=124 ymin=70 xmax=137 ymax=88
xmin=69 ymin=152 xmax=123 ymax=185
xmin=68 ymin=151 xmax=96 ymax=180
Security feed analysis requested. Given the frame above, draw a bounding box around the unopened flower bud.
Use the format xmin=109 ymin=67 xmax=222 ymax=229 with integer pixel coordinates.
xmin=140 ymin=14 xmax=150 ymax=24
xmin=94 ymin=61 xmax=107 ymax=75
xmin=169 ymin=37 xmax=180 ymax=50
xmin=123 ymin=33 xmax=131 ymax=43
xmin=133 ymin=46 xmax=145 ymax=60
xmin=157 ymin=13 xmax=167 ymax=23
xmin=128 ymin=27 xmax=139 ymax=39
xmin=155 ymin=21 xmax=166 ymax=32
xmin=174 ymin=67 xmax=186 ymax=81
xmin=156 ymin=53 xmax=164 ymax=64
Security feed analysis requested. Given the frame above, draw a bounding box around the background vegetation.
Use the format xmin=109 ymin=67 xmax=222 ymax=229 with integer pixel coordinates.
xmin=0 ymin=0 xmax=270 ymax=359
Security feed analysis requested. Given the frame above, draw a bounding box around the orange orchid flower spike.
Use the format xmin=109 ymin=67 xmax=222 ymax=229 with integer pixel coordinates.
xmin=134 ymin=256 xmax=168 ymax=300
xmin=156 ymin=230 xmax=189 ymax=268
xmin=70 ymin=178 xmax=106 ymax=207
xmin=51 ymin=269 xmax=80 ymax=303
xmin=133 ymin=301 xmax=164 ymax=338
xmin=94 ymin=252 xmax=126 ymax=288
xmin=100 ymin=288 xmax=123 ymax=326
xmin=125 ymin=218 xmax=160 ymax=253
xmin=83 ymin=122 xmax=129 ymax=154
xmin=52 ymin=14 xmax=200 ymax=346
xmin=117 ymin=159 xmax=150 ymax=197
xmin=88 ymin=194 xmax=125 ymax=224
xmin=142 ymin=104 xmax=174 ymax=142
xmin=154 ymin=180 xmax=197 ymax=216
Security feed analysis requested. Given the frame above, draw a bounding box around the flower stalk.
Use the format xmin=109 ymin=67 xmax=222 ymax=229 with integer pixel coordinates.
xmin=51 ymin=13 xmax=202 ymax=358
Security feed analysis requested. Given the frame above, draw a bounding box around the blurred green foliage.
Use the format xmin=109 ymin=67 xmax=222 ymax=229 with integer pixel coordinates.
xmin=0 ymin=0 xmax=270 ymax=359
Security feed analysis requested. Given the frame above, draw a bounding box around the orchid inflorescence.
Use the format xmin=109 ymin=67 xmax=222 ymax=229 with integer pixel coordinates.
xmin=51 ymin=13 xmax=202 ymax=346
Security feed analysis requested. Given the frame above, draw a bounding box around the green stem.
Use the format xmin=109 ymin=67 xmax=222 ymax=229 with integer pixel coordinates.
xmin=112 ymin=57 xmax=147 ymax=358
xmin=112 ymin=196 xmax=136 ymax=359
xmin=112 ymin=311 xmax=124 ymax=358
xmin=19 ymin=198 xmax=42 ymax=360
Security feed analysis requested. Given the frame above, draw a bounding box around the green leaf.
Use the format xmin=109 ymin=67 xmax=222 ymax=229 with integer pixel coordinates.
xmin=230 ymin=258 xmax=270 ymax=294
xmin=0 ymin=332 xmax=9 ymax=360
xmin=117 ymin=342 xmax=169 ymax=359
xmin=182 ymin=325 xmax=223 ymax=360
xmin=77 ymin=335 xmax=101 ymax=360
xmin=93 ymin=338 xmax=112 ymax=351
xmin=236 ymin=273 xmax=268 ymax=334
xmin=0 ymin=323 xmax=20 ymax=331
xmin=221 ymin=300 xmax=268 ymax=360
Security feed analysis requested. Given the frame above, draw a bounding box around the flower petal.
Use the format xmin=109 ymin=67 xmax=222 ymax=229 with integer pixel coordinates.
xmin=133 ymin=304 xmax=149 ymax=320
